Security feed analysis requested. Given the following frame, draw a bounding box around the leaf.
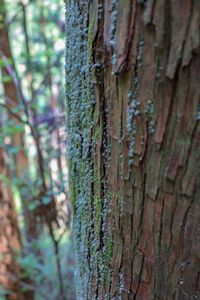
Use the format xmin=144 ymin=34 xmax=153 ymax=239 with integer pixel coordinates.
xmin=4 ymin=124 xmax=24 ymax=135
xmin=2 ymin=75 xmax=12 ymax=83
xmin=42 ymin=196 xmax=52 ymax=205
xmin=7 ymin=145 xmax=20 ymax=155
xmin=0 ymin=58 xmax=5 ymax=67
xmin=28 ymin=201 xmax=39 ymax=211
xmin=0 ymin=173 xmax=10 ymax=184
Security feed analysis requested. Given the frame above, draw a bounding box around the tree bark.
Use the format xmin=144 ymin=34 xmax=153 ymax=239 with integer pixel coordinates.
xmin=66 ymin=0 xmax=200 ymax=299
xmin=0 ymin=0 xmax=41 ymax=253
xmin=0 ymin=2 xmax=35 ymax=298
xmin=0 ymin=0 xmax=28 ymax=176
xmin=0 ymin=147 xmax=24 ymax=300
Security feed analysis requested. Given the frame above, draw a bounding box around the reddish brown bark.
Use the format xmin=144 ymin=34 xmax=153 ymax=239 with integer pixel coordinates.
xmin=0 ymin=0 xmax=28 ymax=175
xmin=0 ymin=0 xmax=39 ymax=243
xmin=66 ymin=0 xmax=200 ymax=299
xmin=0 ymin=148 xmax=24 ymax=300
xmin=0 ymin=2 xmax=35 ymax=298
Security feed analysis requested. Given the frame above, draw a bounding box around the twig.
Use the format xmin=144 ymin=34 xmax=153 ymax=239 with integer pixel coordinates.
xmin=0 ymin=101 xmax=28 ymax=125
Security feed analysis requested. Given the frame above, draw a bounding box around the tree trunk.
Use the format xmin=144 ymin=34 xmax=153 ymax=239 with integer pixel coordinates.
xmin=0 ymin=148 xmax=24 ymax=300
xmin=0 ymin=0 xmax=41 ymax=252
xmin=0 ymin=0 xmax=28 ymax=176
xmin=66 ymin=0 xmax=200 ymax=299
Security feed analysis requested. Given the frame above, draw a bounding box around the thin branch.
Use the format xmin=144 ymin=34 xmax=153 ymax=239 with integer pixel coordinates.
xmin=0 ymin=52 xmax=47 ymax=188
xmin=0 ymin=51 xmax=18 ymax=87
xmin=0 ymin=51 xmax=30 ymax=117
xmin=57 ymin=227 xmax=69 ymax=244
xmin=0 ymin=102 xmax=28 ymax=125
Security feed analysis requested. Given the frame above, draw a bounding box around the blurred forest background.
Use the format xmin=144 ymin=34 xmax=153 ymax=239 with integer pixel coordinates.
xmin=0 ymin=0 xmax=75 ymax=299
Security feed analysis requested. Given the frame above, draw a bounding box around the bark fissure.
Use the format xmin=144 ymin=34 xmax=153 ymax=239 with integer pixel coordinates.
xmin=66 ymin=0 xmax=200 ymax=298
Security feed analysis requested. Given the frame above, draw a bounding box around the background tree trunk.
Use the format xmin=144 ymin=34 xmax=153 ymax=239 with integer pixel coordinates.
xmin=66 ymin=0 xmax=200 ymax=299
xmin=0 ymin=0 xmax=40 ymax=253
xmin=0 ymin=147 xmax=24 ymax=300
xmin=0 ymin=0 xmax=28 ymax=175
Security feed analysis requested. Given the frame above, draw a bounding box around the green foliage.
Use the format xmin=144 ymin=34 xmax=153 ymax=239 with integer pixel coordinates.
xmin=18 ymin=232 xmax=75 ymax=300
xmin=1 ymin=74 xmax=11 ymax=83
xmin=0 ymin=285 xmax=13 ymax=299
xmin=0 ymin=173 xmax=10 ymax=184
xmin=0 ymin=0 xmax=75 ymax=298
xmin=2 ymin=120 xmax=24 ymax=135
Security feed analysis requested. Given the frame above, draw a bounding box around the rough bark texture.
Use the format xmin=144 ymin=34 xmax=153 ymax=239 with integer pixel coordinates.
xmin=66 ymin=0 xmax=200 ymax=299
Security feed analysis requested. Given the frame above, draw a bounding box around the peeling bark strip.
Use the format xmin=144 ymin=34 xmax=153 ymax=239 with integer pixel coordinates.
xmin=66 ymin=0 xmax=200 ymax=299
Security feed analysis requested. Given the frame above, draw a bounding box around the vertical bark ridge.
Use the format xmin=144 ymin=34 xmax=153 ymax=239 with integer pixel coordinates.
xmin=66 ymin=0 xmax=200 ymax=299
